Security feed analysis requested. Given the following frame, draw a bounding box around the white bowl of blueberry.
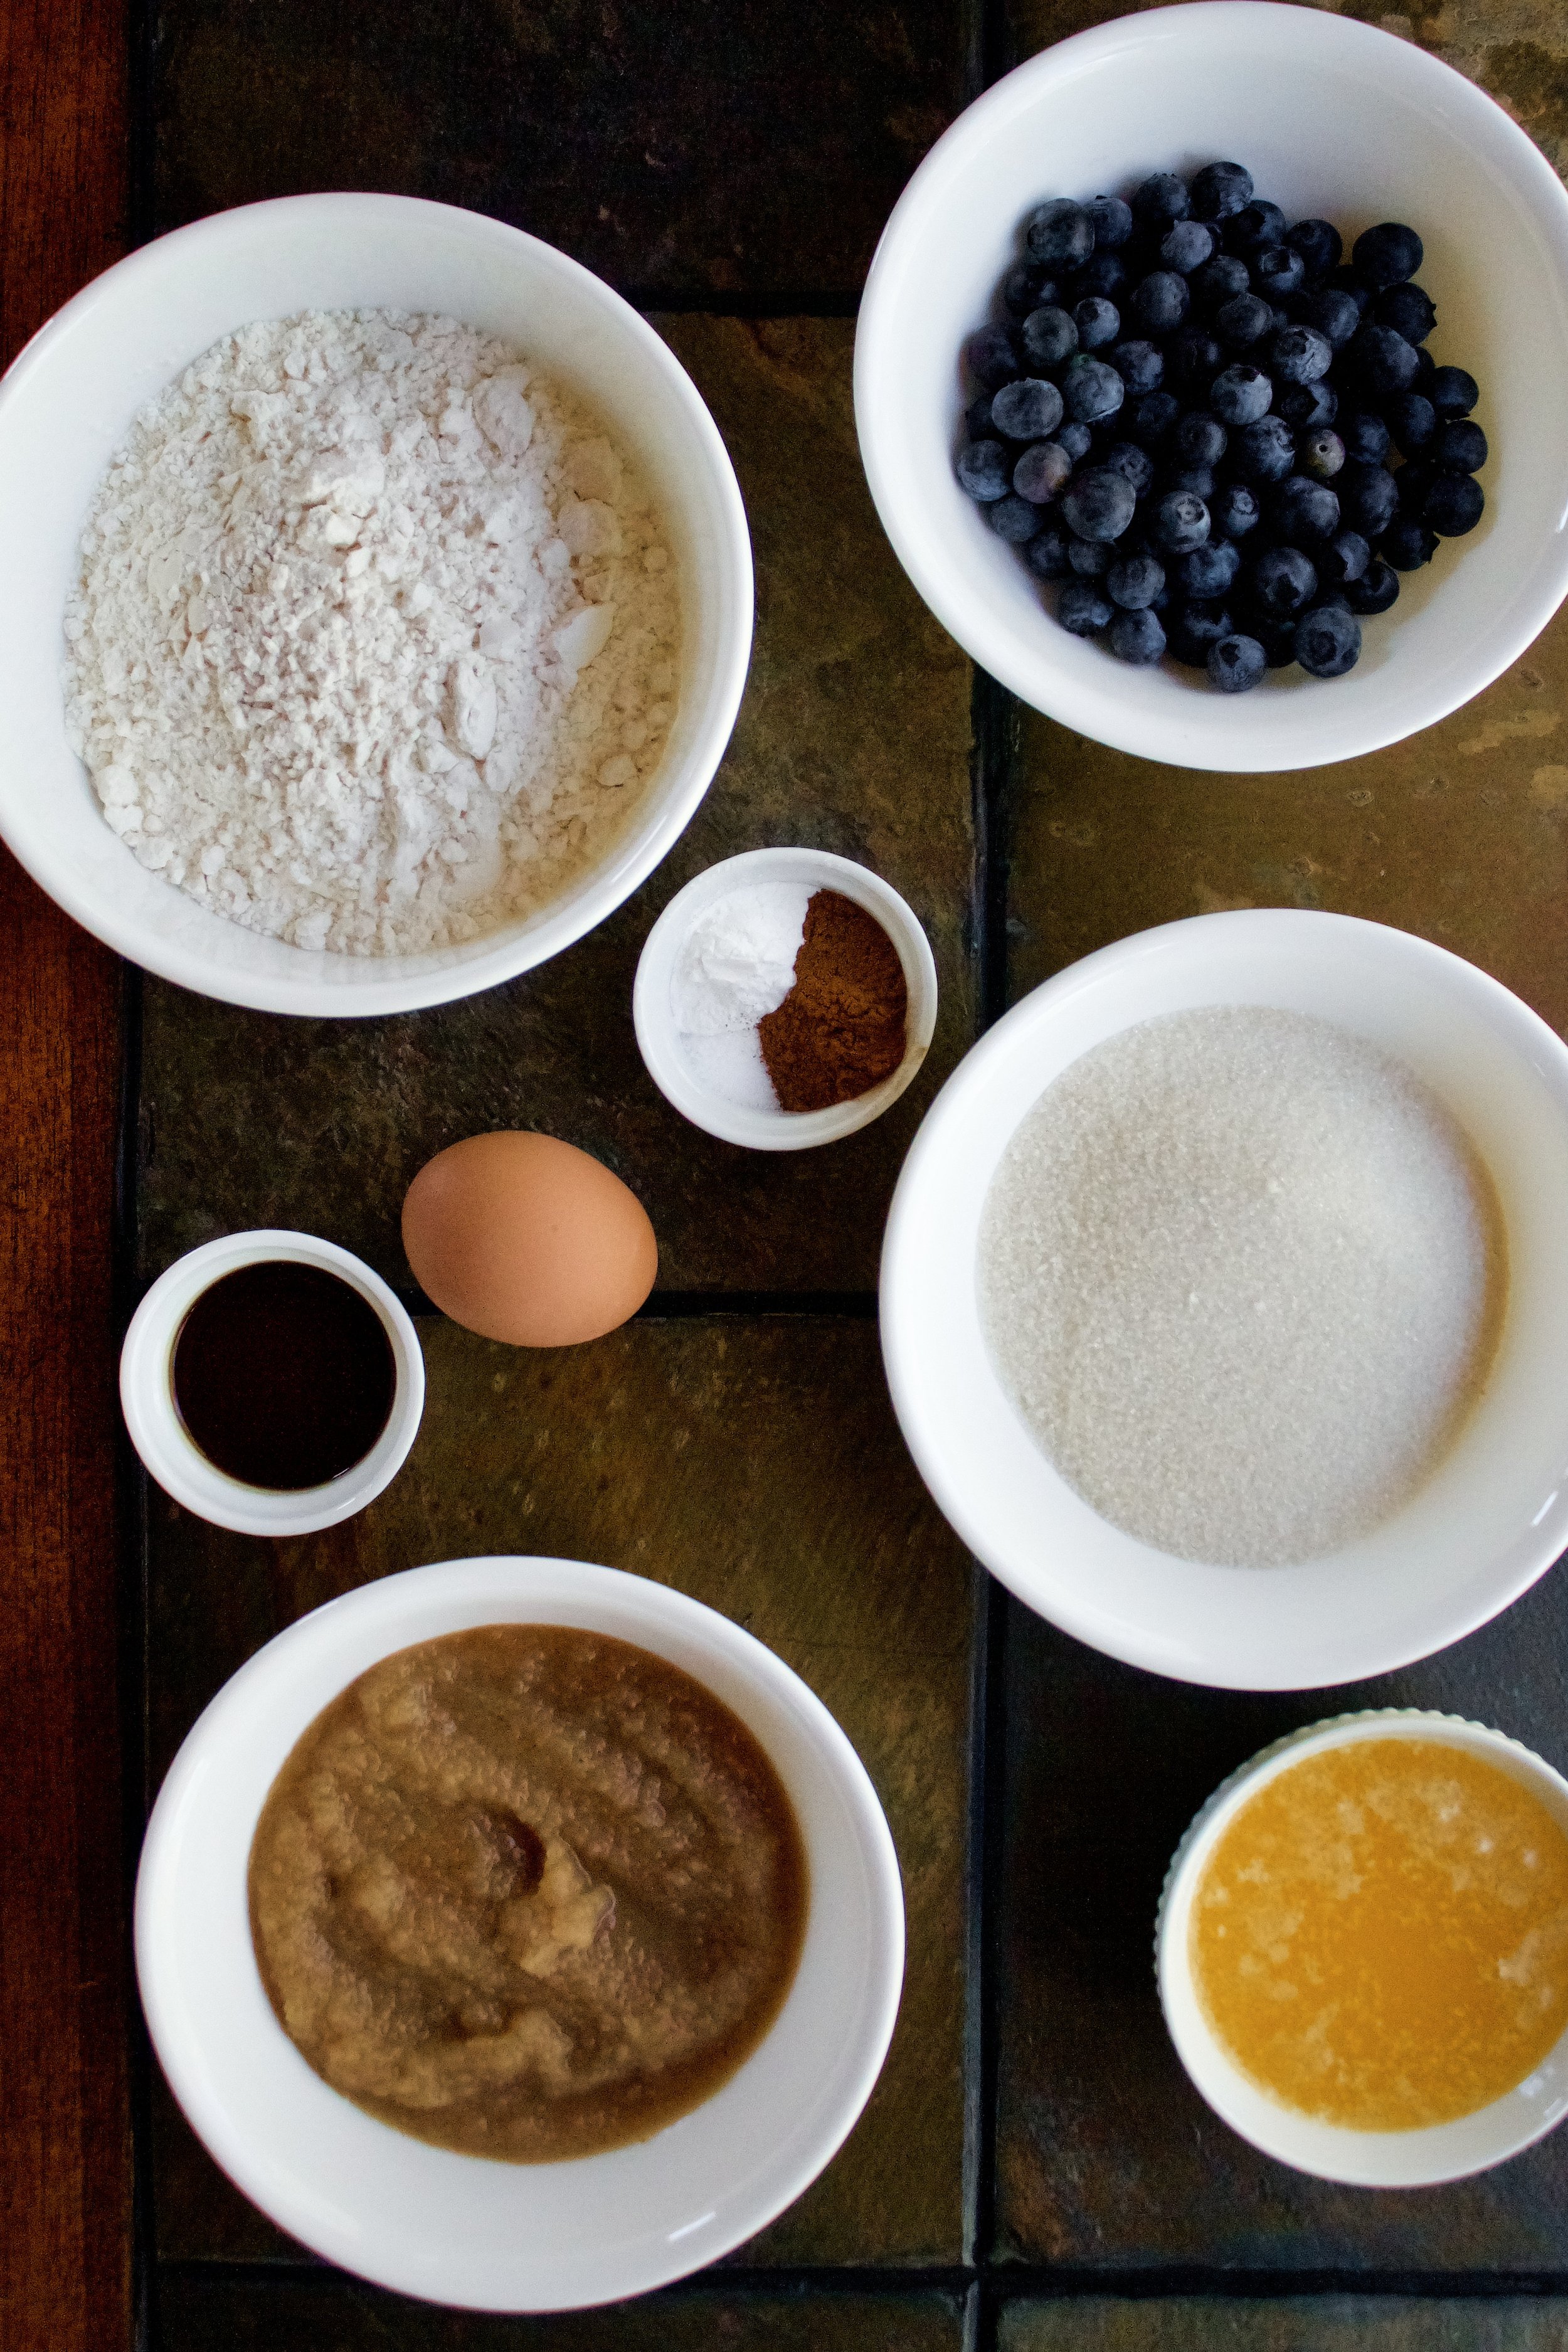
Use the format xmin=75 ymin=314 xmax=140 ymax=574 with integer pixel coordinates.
xmin=854 ymin=0 xmax=1568 ymax=771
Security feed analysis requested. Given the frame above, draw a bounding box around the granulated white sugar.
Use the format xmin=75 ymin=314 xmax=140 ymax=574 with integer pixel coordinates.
xmin=62 ymin=308 xmax=681 ymax=955
xmin=978 ymin=1007 xmax=1505 ymax=1567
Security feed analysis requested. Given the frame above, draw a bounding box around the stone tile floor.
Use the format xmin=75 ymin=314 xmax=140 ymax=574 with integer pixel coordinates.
xmin=137 ymin=0 xmax=1568 ymax=2344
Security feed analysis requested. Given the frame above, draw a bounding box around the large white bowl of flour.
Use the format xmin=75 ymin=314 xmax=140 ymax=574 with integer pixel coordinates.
xmin=0 ymin=194 xmax=753 ymax=1013
xmin=881 ymin=911 xmax=1568 ymax=1690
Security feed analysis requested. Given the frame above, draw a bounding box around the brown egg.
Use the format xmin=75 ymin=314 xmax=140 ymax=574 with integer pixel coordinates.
xmin=402 ymin=1132 xmax=657 ymax=1347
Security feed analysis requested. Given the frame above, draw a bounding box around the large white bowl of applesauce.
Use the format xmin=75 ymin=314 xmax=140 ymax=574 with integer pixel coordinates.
xmin=134 ymin=1555 xmax=904 ymax=2311
xmin=1157 ymin=1710 xmax=1568 ymax=2185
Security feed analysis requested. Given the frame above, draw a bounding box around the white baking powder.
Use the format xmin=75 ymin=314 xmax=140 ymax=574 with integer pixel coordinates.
xmin=62 ymin=309 xmax=681 ymax=955
xmin=978 ymin=1007 xmax=1504 ymax=1567
xmin=670 ymin=882 xmax=812 ymax=1111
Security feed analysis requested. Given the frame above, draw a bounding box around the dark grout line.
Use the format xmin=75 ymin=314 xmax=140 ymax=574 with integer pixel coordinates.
xmin=971 ymin=1574 xmax=1011 ymax=2281
xmin=157 ymin=2257 xmax=979 ymax=2299
xmin=970 ymin=669 xmax=1017 ymax=1035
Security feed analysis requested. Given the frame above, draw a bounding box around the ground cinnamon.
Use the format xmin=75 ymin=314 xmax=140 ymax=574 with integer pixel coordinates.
xmin=758 ymin=889 xmax=908 ymax=1112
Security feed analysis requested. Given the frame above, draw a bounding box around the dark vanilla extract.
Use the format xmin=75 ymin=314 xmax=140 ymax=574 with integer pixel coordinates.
xmin=172 ymin=1261 xmax=396 ymax=1490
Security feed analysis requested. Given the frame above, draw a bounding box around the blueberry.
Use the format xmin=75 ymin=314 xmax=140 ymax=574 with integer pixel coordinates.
xmin=1194 ymin=253 xmax=1252 ymax=313
xmin=1300 ymin=427 xmax=1346 ymax=481
xmin=1385 ymin=392 xmax=1438 ymax=458
xmin=1382 ymin=515 xmax=1439 ymax=569
xmin=1189 ymin=161 xmax=1254 ymax=222
xmin=965 ymin=395 xmax=995 ymax=439
xmin=1340 ymin=410 xmax=1391 ymax=467
xmin=1067 ymin=534 xmax=1112 ymax=576
xmin=1173 ymin=411 xmax=1228 ymax=469
xmin=1254 ymin=617 xmax=1300 ymax=667
xmin=1180 ymin=539 xmax=1241 ymax=599
xmin=985 ymin=492 xmax=1042 ymax=542
xmin=1395 ymin=458 xmax=1434 ymax=514
xmin=1207 ymin=632 xmax=1268 ymax=691
xmin=1073 ymin=295 xmax=1121 ymax=351
xmin=1210 ymin=364 xmax=1273 ymax=426
xmin=1002 ymin=262 xmax=1051 ymax=319
xmin=1251 ymin=544 xmax=1318 ymax=616
xmin=1131 ymin=270 xmax=1191 ymax=334
xmin=1129 ymin=389 xmax=1182 ymax=449
xmin=1021 ymin=305 xmax=1078 ymax=369
xmin=1061 ymin=467 xmax=1137 ymax=542
xmin=1272 ymin=476 xmax=1340 ymax=541
xmin=1132 ymin=171 xmax=1190 ymax=227
xmin=1076 ymin=252 xmax=1130 ymax=302
xmin=965 ymin=324 xmax=1022 ymax=391
xmin=1411 ymin=344 xmax=1437 ymax=393
xmin=1254 ymin=245 xmax=1305 ymax=301
xmin=1276 ymin=379 xmax=1337 ymax=432
xmin=1163 ymin=465 xmax=1216 ymax=501
xmin=1232 ymin=415 xmax=1296 ymax=482
xmin=956 ymin=438 xmax=1012 ymax=501
xmin=1325 ymin=265 xmax=1373 ymax=315
xmin=1216 ymin=292 xmax=1274 ymax=350
xmin=1057 ymin=420 xmax=1094 ymax=460
xmin=1268 ymin=324 xmax=1333 ymax=385
xmin=1161 ymin=220 xmax=1216 ymax=274
xmin=1088 ymin=194 xmax=1135 ymax=250
xmin=1372 ymin=282 xmax=1436 ymax=345
xmin=1109 ymin=605 xmax=1167 ymax=662
xmin=1424 ymin=473 xmax=1485 ymax=534
xmin=1061 ymin=354 xmax=1126 ymax=425
xmin=1345 ymin=556 xmax=1399 ymax=613
xmin=1352 ymin=221 xmax=1424 ymax=290
xmin=1212 ymin=481 xmax=1261 ymax=539
xmin=1153 ymin=489 xmax=1210 ymax=554
xmin=1316 ymin=530 xmax=1370 ymax=587
xmin=1106 ymin=549 xmax=1166 ymax=608
xmin=1285 ymin=218 xmax=1343 ymax=280
xmin=1103 ymin=341 xmax=1163 ymax=399
xmin=1100 ymin=441 xmax=1156 ymax=497
xmin=1020 ymin=522 xmax=1070 ymax=580
xmin=1057 ymin=578 xmax=1114 ymax=633
xmin=1337 ymin=460 xmax=1399 ymax=537
xmin=1225 ymin=199 xmax=1288 ymax=258
xmin=1167 ymin=329 xmax=1224 ymax=393
xmin=1171 ymin=594 xmax=1236 ymax=647
xmin=1348 ymin=322 xmax=1421 ymax=394
xmin=1429 ymin=366 xmax=1479 ymax=420
xmin=1294 ymin=601 xmax=1362 ymax=677
xmin=1027 ymin=199 xmax=1095 ymax=269
xmin=1013 ymin=440 xmax=1074 ymax=503
xmin=992 ymin=378 xmax=1066 ymax=440
xmin=1300 ymin=288 xmax=1362 ymax=349
xmin=1434 ymin=418 xmax=1487 ymax=474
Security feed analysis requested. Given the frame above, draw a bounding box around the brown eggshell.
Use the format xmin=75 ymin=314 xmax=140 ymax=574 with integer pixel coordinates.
xmin=401 ymin=1131 xmax=657 ymax=1347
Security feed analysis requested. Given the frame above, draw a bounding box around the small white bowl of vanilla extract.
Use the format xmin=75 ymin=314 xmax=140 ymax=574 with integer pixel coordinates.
xmin=121 ymin=1231 xmax=425 ymax=1535
xmin=1158 ymin=1709 xmax=1568 ymax=2185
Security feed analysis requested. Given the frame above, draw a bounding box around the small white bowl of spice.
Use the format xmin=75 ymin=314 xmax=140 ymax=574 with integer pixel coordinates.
xmin=633 ymin=847 xmax=938 ymax=1150
xmin=1157 ymin=1708 xmax=1568 ymax=2184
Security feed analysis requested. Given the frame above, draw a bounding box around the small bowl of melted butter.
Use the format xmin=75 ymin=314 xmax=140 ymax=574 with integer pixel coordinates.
xmin=134 ymin=1555 xmax=904 ymax=2310
xmin=1158 ymin=1710 xmax=1568 ymax=2185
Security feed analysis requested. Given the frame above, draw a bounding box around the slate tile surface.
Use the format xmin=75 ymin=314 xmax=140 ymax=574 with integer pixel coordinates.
xmin=152 ymin=0 xmax=963 ymax=299
xmin=135 ymin=319 xmax=975 ymax=1299
xmin=993 ymin=1566 xmax=1568 ymax=2269
xmin=149 ymin=1316 xmax=975 ymax=2268
xmin=999 ymin=2299 xmax=1568 ymax=2349
xmin=156 ymin=2276 xmax=970 ymax=2351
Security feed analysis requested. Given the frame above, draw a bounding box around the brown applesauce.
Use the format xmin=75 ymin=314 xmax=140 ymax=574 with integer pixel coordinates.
xmin=248 ymin=1624 xmax=809 ymax=2162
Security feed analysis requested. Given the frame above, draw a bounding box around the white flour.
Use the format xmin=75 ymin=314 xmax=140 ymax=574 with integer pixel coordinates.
xmin=979 ymin=1007 xmax=1505 ymax=1567
xmin=62 ymin=309 xmax=681 ymax=955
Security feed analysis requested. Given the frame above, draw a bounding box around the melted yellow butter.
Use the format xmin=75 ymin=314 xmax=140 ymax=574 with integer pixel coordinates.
xmin=1189 ymin=1738 xmax=1568 ymax=2131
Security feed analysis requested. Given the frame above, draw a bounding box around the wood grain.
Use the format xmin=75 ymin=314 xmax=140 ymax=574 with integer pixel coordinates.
xmin=0 ymin=1 xmax=133 ymax=2346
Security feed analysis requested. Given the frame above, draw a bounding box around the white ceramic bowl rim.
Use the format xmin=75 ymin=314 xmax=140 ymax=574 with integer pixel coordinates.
xmin=134 ymin=1555 xmax=906 ymax=2311
xmin=119 ymin=1230 xmax=425 ymax=1536
xmin=1156 ymin=1707 xmax=1568 ymax=2185
xmin=880 ymin=909 xmax=1568 ymax=1690
xmin=632 ymin=847 xmax=939 ymax=1151
xmin=0 ymin=192 xmax=753 ymax=1013
xmin=854 ymin=1 xmax=1568 ymax=771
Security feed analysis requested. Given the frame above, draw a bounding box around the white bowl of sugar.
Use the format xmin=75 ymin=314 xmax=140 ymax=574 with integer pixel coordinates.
xmin=881 ymin=910 xmax=1568 ymax=1691
xmin=0 ymin=193 xmax=752 ymax=1014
